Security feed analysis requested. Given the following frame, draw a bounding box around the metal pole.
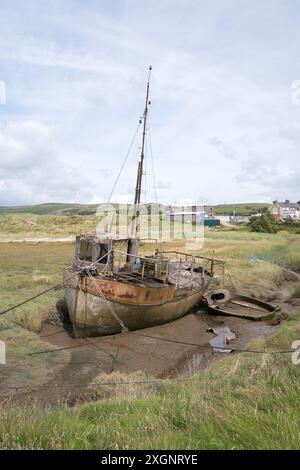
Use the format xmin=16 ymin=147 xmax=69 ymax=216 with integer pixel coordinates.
xmin=177 ymin=258 xmax=182 ymax=285
xmin=190 ymin=256 xmax=195 ymax=288
xmin=141 ymin=260 xmax=145 ymax=278
xmin=127 ymin=66 xmax=152 ymax=260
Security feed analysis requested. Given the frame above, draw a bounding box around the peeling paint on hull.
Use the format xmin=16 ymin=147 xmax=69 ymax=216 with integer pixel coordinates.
xmin=63 ymin=269 xmax=211 ymax=336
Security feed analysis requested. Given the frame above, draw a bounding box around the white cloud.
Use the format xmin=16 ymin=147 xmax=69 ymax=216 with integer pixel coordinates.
xmin=0 ymin=119 xmax=96 ymax=204
xmin=0 ymin=120 xmax=52 ymax=171
xmin=0 ymin=1 xmax=299 ymax=205
xmin=0 ymin=35 xmax=133 ymax=75
xmin=0 ymin=80 xmax=5 ymax=104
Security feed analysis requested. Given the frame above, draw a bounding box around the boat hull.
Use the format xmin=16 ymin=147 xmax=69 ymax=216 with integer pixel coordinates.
xmin=204 ymin=291 xmax=280 ymax=321
xmin=63 ymin=269 xmax=210 ymax=336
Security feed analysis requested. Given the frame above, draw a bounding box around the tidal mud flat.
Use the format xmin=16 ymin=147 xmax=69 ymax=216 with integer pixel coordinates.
xmin=2 ymin=311 xmax=278 ymax=406
xmin=1 ymin=234 xmax=299 ymax=407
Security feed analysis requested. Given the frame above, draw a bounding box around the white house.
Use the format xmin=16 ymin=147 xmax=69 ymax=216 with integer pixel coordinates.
xmin=270 ymin=200 xmax=300 ymax=221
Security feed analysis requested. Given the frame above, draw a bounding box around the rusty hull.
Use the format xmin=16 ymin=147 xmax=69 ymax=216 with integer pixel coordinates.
xmin=63 ymin=268 xmax=210 ymax=336
xmin=65 ymin=270 xmax=175 ymax=305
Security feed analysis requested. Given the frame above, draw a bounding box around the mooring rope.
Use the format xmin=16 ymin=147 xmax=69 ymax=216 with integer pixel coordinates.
xmin=85 ymin=268 xmax=127 ymax=333
xmin=0 ymin=250 xmax=112 ymax=317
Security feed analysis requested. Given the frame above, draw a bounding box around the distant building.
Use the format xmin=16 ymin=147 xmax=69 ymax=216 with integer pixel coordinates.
xmin=165 ymin=205 xmax=202 ymax=223
xmin=165 ymin=205 xmax=220 ymax=226
xmin=229 ymin=215 xmax=251 ymax=224
xmin=204 ymin=218 xmax=221 ymax=227
xmin=204 ymin=205 xmax=214 ymax=218
xmin=270 ymin=200 xmax=300 ymax=222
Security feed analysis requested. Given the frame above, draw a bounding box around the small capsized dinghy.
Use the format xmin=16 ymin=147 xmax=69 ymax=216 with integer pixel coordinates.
xmin=203 ymin=290 xmax=280 ymax=321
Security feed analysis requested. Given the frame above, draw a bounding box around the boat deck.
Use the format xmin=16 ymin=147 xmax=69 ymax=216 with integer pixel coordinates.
xmin=168 ymin=260 xmax=211 ymax=290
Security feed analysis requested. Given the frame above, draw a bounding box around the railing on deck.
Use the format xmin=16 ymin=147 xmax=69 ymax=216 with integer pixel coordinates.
xmin=87 ymin=246 xmax=225 ymax=290
xmin=160 ymin=250 xmax=225 ymax=288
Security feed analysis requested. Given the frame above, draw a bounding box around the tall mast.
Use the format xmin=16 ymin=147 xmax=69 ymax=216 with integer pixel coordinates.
xmin=134 ymin=65 xmax=152 ymax=210
xmin=127 ymin=66 xmax=152 ymax=259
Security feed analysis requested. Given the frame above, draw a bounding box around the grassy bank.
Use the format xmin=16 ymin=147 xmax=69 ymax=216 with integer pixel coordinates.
xmin=213 ymin=202 xmax=270 ymax=216
xmin=0 ymin=214 xmax=98 ymax=240
xmin=1 ymin=324 xmax=300 ymax=449
xmin=204 ymin=228 xmax=300 ymax=276
xmin=0 ymin=203 xmax=99 ymax=216
xmin=0 ymin=242 xmax=73 ymax=330
xmin=0 ymin=229 xmax=300 ymax=449
xmin=0 ymin=202 xmax=270 ymax=217
xmin=0 ymin=243 xmax=73 ymax=395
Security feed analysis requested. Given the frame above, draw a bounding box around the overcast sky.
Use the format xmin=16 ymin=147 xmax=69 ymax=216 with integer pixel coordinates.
xmin=0 ymin=0 xmax=299 ymax=206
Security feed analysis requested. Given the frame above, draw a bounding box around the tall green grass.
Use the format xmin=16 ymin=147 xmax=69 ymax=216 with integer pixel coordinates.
xmin=1 ymin=230 xmax=300 ymax=449
xmin=203 ymin=230 xmax=300 ymax=278
xmin=0 ymin=243 xmax=73 ymax=397
xmin=1 ymin=339 xmax=300 ymax=449
xmin=0 ymin=242 xmax=73 ymax=330
xmin=213 ymin=202 xmax=270 ymax=216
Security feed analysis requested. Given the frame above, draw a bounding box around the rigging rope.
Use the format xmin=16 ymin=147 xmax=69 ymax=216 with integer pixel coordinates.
xmin=7 ymin=327 xmax=294 ymax=357
xmin=3 ymin=358 xmax=298 ymax=396
xmin=0 ymin=250 xmax=112 ymax=317
xmin=132 ymin=331 xmax=294 ymax=354
xmin=76 ymin=275 xmax=113 ymax=330
xmin=85 ymin=268 xmax=127 ymax=332
xmin=225 ymin=263 xmax=237 ymax=291
xmin=148 ymin=118 xmax=158 ymax=205
xmin=0 ymin=374 xmax=269 ymax=392
xmin=143 ymin=129 xmax=148 ymax=204
xmin=106 ymin=121 xmax=142 ymax=204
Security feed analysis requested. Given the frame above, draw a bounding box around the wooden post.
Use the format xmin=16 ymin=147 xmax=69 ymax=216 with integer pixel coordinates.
xmin=141 ymin=260 xmax=145 ymax=278
xmin=190 ymin=256 xmax=195 ymax=288
xmin=73 ymin=276 xmax=79 ymax=338
xmin=192 ymin=205 xmax=196 ymax=234
xmin=0 ymin=340 xmax=5 ymax=365
xmin=118 ymin=241 xmax=122 ymax=271
xmin=177 ymin=258 xmax=182 ymax=285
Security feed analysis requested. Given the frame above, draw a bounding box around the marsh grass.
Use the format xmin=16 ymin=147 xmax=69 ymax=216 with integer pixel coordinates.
xmin=206 ymin=230 xmax=300 ymax=272
xmin=199 ymin=229 xmax=300 ymax=297
xmin=1 ymin=227 xmax=300 ymax=449
xmin=1 ymin=345 xmax=300 ymax=449
xmin=0 ymin=214 xmax=98 ymax=240
xmin=0 ymin=242 xmax=73 ymax=330
xmin=292 ymin=284 xmax=300 ymax=298
xmin=0 ymin=243 xmax=73 ymax=396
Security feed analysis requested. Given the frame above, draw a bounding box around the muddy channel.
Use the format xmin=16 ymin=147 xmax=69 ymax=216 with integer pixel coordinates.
xmin=5 ymin=308 xmax=279 ymax=406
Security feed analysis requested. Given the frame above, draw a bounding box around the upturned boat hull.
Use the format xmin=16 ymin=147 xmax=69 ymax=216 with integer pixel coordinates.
xmin=63 ymin=268 xmax=210 ymax=336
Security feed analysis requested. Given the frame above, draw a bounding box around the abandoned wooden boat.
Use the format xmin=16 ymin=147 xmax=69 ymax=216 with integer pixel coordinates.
xmin=63 ymin=237 xmax=216 ymax=336
xmin=203 ymin=290 xmax=280 ymax=321
xmin=63 ymin=67 xmax=218 ymax=336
